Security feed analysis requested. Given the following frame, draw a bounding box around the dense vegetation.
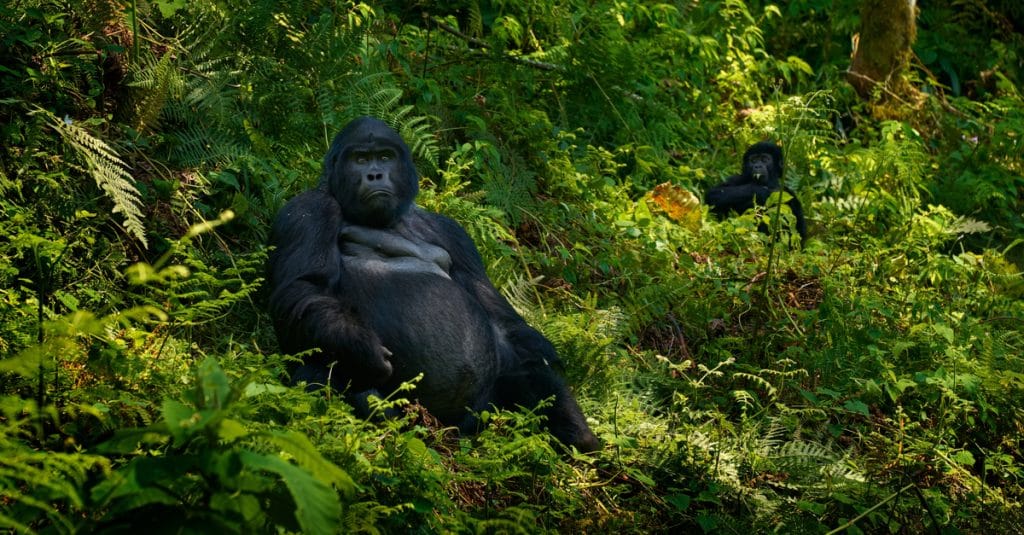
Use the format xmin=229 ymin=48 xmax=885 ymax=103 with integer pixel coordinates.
xmin=2 ymin=1 xmax=1023 ymax=532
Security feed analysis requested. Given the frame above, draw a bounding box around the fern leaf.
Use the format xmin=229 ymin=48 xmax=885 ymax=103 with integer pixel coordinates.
xmin=949 ymin=215 xmax=991 ymax=235
xmin=167 ymin=124 xmax=248 ymax=167
xmin=467 ymin=0 xmax=484 ymax=37
xmin=337 ymin=73 xmax=439 ymax=163
xmin=127 ymin=53 xmax=177 ymax=132
xmin=44 ymin=111 xmax=149 ymax=248
xmin=733 ymin=371 xmax=779 ymax=398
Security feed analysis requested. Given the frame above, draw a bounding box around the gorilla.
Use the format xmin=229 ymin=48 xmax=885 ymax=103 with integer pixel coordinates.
xmin=268 ymin=117 xmax=599 ymax=452
xmin=706 ymin=141 xmax=807 ymax=244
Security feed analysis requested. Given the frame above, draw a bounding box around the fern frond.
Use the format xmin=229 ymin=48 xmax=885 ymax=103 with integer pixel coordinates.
xmin=44 ymin=111 xmax=149 ymax=248
xmin=347 ymin=73 xmax=403 ymax=117
xmin=732 ymin=389 xmax=757 ymax=409
xmin=773 ymin=440 xmax=834 ymax=466
xmin=167 ymin=124 xmax=248 ymax=167
xmin=760 ymin=419 xmax=788 ymax=450
xmin=822 ymin=194 xmax=869 ymax=214
xmin=948 ymin=215 xmax=991 ymax=235
xmin=467 ymin=0 xmax=484 ymax=38
xmin=127 ymin=52 xmax=179 ymax=132
xmin=733 ymin=371 xmax=779 ymax=398
xmin=771 ymin=440 xmax=867 ymax=487
xmin=181 ymin=66 xmax=236 ymax=115
xmin=393 ymin=106 xmax=440 ymax=164
xmin=482 ymin=167 xmax=536 ymax=225
xmin=0 ymin=431 xmax=111 ymax=532
xmin=338 ymin=72 xmax=440 ymax=164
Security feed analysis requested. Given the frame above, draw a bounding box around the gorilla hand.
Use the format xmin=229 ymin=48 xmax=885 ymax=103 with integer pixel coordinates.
xmin=323 ymin=326 xmax=394 ymax=388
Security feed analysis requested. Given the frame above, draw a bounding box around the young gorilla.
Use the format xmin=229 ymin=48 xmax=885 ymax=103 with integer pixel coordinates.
xmin=706 ymin=141 xmax=807 ymax=244
xmin=268 ymin=117 xmax=599 ymax=452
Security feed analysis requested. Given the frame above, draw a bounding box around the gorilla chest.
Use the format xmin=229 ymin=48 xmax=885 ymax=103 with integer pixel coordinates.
xmin=337 ymin=226 xmax=498 ymax=395
xmin=339 ymin=224 xmax=452 ymax=280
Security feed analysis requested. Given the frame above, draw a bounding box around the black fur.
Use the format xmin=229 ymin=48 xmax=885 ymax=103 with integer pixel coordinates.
xmin=268 ymin=117 xmax=598 ymax=452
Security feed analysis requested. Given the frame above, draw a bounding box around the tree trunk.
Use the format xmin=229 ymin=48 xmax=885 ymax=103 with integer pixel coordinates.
xmin=847 ymin=0 xmax=922 ymax=104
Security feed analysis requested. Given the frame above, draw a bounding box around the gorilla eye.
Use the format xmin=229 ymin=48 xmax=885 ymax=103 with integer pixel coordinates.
xmin=353 ymin=153 xmax=369 ymax=164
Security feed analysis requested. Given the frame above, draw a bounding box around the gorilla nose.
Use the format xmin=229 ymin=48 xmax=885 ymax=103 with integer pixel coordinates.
xmin=367 ymin=172 xmax=385 ymax=181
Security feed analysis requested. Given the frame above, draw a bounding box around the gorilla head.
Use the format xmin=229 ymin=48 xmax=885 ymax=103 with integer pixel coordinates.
xmin=742 ymin=141 xmax=783 ymax=187
xmin=321 ymin=117 xmax=419 ymax=228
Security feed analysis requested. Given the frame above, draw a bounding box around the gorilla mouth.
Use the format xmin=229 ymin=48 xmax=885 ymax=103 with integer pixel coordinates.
xmin=363 ymin=189 xmax=393 ymax=202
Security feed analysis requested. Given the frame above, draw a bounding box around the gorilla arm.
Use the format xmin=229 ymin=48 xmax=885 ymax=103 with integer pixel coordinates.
xmin=705 ymin=174 xmax=774 ymax=217
xmin=268 ymin=190 xmax=393 ymax=387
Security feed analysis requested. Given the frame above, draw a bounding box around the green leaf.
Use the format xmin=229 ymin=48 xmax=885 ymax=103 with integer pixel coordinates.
xmin=666 ymin=493 xmax=691 ymax=511
xmin=243 ymin=382 xmax=289 ymax=397
xmin=0 ymin=346 xmax=42 ymax=377
xmin=817 ymin=387 xmax=841 ymax=399
xmin=861 ymin=379 xmax=883 ymax=400
xmin=696 ymin=513 xmax=718 ymax=532
xmin=406 ymin=437 xmax=430 ymax=461
xmin=198 ymin=357 xmax=232 ymax=410
xmin=787 ymin=55 xmax=814 ymax=75
xmin=832 ymin=492 xmax=856 ymax=505
xmin=951 ymin=450 xmax=975 ymax=466
xmin=92 ymin=455 xmax=198 ymax=508
xmin=843 ymin=400 xmax=870 ymax=416
xmin=799 ymin=389 xmax=820 ymax=404
xmin=218 ymin=418 xmax=249 ymax=442
xmin=932 ymin=323 xmax=955 ymax=344
xmin=211 ymin=492 xmax=262 ymax=524
xmin=96 ymin=424 xmax=171 ymax=454
xmin=162 ymin=399 xmax=199 ymax=443
xmin=797 ymin=500 xmax=826 ymax=515
xmin=238 ymin=451 xmax=342 ymax=535
xmin=263 ymin=431 xmax=356 ymax=496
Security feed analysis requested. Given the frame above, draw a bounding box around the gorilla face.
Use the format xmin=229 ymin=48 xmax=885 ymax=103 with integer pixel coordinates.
xmin=343 ymin=146 xmax=402 ymax=224
xmin=746 ymin=153 xmax=773 ymax=182
xmin=323 ymin=117 xmax=418 ymax=228
xmin=742 ymin=141 xmax=783 ymax=189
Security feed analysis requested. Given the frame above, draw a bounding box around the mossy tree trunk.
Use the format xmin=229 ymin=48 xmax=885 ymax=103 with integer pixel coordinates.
xmin=847 ymin=0 xmax=922 ymax=104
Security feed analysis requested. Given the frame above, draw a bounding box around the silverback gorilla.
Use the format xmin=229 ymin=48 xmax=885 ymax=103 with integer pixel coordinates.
xmin=268 ymin=117 xmax=599 ymax=452
xmin=706 ymin=141 xmax=807 ymax=244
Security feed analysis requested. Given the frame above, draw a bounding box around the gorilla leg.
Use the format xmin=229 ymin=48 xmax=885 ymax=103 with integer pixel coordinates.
xmin=494 ymin=364 xmax=600 ymax=452
xmin=290 ymin=364 xmax=399 ymax=420
xmin=290 ymin=362 xmax=330 ymax=390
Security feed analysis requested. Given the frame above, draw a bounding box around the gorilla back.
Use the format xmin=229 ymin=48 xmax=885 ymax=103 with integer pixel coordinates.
xmin=268 ymin=116 xmax=599 ymax=451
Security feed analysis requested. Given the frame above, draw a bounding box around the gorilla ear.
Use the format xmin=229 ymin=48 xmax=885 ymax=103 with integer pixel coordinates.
xmin=319 ymin=144 xmax=350 ymax=198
